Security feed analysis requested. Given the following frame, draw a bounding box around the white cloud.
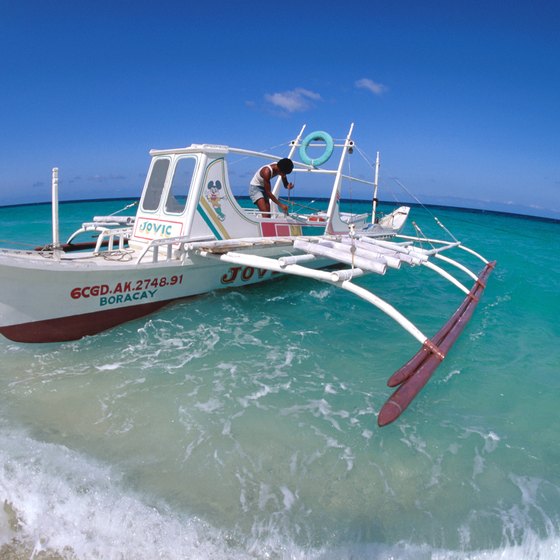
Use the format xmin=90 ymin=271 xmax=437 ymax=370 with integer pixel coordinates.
xmin=355 ymin=78 xmax=388 ymax=96
xmin=264 ymin=88 xmax=322 ymax=113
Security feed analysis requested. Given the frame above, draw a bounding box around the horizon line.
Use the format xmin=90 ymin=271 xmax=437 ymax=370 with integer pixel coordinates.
xmin=1 ymin=196 xmax=558 ymax=225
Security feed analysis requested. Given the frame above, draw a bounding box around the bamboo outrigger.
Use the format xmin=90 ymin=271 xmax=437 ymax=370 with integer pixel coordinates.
xmin=0 ymin=124 xmax=495 ymax=425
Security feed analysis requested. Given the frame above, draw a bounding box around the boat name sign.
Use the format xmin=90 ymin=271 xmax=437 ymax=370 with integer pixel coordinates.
xmin=135 ymin=218 xmax=183 ymax=240
xmin=70 ymin=275 xmax=185 ymax=306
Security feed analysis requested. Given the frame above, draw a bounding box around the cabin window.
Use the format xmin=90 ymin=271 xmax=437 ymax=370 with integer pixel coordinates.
xmin=142 ymin=158 xmax=170 ymax=211
xmin=165 ymin=157 xmax=197 ymax=214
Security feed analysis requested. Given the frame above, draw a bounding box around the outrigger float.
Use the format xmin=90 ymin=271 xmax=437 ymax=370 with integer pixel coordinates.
xmin=0 ymin=124 xmax=495 ymax=426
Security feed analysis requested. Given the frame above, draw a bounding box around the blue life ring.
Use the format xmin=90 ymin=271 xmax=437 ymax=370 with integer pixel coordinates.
xmin=299 ymin=131 xmax=334 ymax=167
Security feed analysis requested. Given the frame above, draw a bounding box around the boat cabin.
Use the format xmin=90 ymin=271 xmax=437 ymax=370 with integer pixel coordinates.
xmin=131 ymin=144 xmax=274 ymax=249
xmin=128 ymin=131 xmax=371 ymax=249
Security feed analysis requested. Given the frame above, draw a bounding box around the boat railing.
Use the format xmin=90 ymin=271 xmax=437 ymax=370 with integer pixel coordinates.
xmin=65 ymin=224 xmax=133 ymax=253
xmin=134 ymin=234 xmax=211 ymax=265
xmin=91 ymin=215 xmax=135 ymax=226
xmin=134 ymin=234 xmax=296 ymax=265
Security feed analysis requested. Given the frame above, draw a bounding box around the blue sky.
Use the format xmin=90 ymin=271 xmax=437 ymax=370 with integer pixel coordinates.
xmin=1 ymin=0 xmax=559 ymax=218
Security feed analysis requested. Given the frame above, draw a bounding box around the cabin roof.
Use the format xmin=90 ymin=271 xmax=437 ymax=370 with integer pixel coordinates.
xmin=149 ymin=144 xmax=229 ymax=157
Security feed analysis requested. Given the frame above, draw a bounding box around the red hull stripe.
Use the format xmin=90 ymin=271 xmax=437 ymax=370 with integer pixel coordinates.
xmin=0 ymin=300 xmax=172 ymax=343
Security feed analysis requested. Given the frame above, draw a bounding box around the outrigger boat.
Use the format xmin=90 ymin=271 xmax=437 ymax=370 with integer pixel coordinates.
xmin=0 ymin=124 xmax=495 ymax=426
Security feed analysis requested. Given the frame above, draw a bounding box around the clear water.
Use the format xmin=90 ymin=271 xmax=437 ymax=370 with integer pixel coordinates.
xmin=0 ymin=200 xmax=559 ymax=559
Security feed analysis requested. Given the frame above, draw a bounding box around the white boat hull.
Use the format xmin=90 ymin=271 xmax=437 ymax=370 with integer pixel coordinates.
xmin=0 ymin=246 xmax=305 ymax=343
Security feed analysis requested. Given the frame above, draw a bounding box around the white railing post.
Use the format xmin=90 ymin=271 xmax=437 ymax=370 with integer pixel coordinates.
xmin=51 ymin=167 xmax=61 ymax=251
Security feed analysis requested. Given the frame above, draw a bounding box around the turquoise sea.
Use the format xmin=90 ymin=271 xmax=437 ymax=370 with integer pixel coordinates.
xmin=0 ymin=199 xmax=559 ymax=559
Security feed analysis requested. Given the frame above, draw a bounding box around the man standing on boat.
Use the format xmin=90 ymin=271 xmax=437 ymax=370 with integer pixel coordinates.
xmin=249 ymin=158 xmax=294 ymax=216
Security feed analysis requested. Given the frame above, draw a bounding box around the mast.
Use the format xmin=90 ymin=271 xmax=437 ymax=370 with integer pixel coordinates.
xmin=371 ymin=151 xmax=380 ymax=224
xmin=325 ymin=123 xmax=354 ymax=222
xmin=270 ymin=124 xmax=307 ymax=212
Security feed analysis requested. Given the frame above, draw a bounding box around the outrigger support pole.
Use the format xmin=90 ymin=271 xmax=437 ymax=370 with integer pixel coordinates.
xmin=199 ymin=249 xmax=433 ymax=348
xmin=197 ymin=241 xmax=495 ymax=428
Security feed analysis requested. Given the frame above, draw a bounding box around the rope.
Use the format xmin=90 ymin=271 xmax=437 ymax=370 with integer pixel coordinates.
xmin=102 ymin=249 xmax=134 ymax=261
xmin=411 ymin=221 xmax=435 ymax=251
xmin=391 ymin=177 xmax=459 ymax=242
xmin=353 ymin=144 xmax=400 ymax=208
xmin=354 ymin=144 xmax=376 ymax=168
xmin=279 ymin=198 xmax=320 ymax=213
xmin=434 ymin=216 xmax=459 ymax=243
xmin=346 ymin=153 xmax=354 ymax=218
xmin=228 ymin=141 xmax=291 ymax=167
xmin=287 ymin=174 xmax=295 ymax=205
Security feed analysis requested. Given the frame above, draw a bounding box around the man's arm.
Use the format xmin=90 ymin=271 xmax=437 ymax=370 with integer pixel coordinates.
xmin=281 ymin=175 xmax=294 ymax=190
xmin=261 ymin=168 xmax=288 ymax=212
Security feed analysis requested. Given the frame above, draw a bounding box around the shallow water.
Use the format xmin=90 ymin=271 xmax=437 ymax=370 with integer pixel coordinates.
xmin=1 ymin=200 xmax=559 ymax=559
